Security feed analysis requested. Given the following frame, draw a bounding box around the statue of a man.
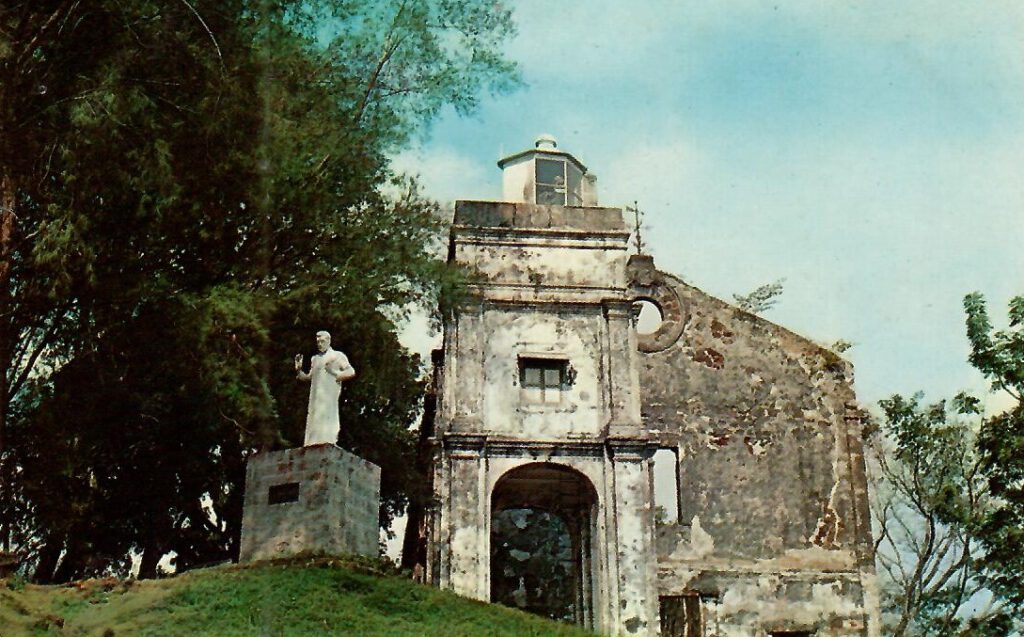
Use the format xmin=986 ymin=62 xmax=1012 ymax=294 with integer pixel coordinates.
xmin=294 ymin=331 xmax=355 ymax=446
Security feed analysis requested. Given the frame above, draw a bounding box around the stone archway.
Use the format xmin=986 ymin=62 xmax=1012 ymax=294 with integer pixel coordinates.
xmin=490 ymin=463 xmax=599 ymax=627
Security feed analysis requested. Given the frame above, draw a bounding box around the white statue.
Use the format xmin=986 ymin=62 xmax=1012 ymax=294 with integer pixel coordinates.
xmin=294 ymin=331 xmax=356 ymax=446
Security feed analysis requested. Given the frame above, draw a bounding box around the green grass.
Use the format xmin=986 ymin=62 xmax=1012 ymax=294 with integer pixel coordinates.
xmin=0 ymin=557 xmax=594 ymax=636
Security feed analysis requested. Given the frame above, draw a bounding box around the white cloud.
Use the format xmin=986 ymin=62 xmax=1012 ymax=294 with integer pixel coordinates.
xmin=391 ymin=145 xmax=500 ymax=208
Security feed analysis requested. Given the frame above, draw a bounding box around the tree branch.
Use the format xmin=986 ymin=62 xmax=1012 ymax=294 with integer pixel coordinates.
xmin=14 ymin=1 xmax=77 ymax=70
xmin=8 ymin=318 xmax=58 ymax=396
xmin=176 ymin=0 xmax=225 ymax=74
xmin=353 ymin=1 xmax=409 ymax=124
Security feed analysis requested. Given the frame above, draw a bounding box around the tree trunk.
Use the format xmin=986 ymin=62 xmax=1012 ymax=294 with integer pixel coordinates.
xmin=399 ymin=499 xmax=425 ymax=575
xmin=0 ymin=384 xmax=8 ymax=552
xmin=51 ymin=537 xmax=82 ymax=583
xmin=32 ymin=534 xmax=64 ymax=584
xmin=0 ymin=172 xmax=15 ymax=455
xmin=138 ymin=542 xmax=163 ymax=580
xmin=0 ymin=171 xmax=15 ymax=551
xmin=400 ymin=383 xmax=436 ymax=576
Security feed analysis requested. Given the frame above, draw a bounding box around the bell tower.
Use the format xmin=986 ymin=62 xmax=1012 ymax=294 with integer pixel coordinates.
xmin=497 ymin=134 xmax=598 ymax=206
xmin=427 ymin=137 xmax=659 ymax=634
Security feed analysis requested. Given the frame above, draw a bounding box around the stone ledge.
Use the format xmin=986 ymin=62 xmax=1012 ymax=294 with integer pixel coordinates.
xmin=454 ymin=200 xmax=626 ymax=232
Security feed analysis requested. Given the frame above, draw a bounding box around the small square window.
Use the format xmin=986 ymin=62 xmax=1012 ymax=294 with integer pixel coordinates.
xmin=519 ymin=357 xmax=570 ymax=404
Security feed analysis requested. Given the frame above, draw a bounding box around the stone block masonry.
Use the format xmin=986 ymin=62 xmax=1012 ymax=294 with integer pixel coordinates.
xmin=239 ymin=444 xmax=381 ymax=563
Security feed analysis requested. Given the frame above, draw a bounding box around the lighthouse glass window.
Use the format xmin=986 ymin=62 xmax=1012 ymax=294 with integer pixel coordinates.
xmin=536 ymin=158 xmax=583 ymax=206
xmin=519 ymin=357 xmax=569 ymax=404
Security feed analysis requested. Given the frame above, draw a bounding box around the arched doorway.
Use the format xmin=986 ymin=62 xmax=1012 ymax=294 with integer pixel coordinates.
xmin=490 ymin=463 xmax=598 ymax=627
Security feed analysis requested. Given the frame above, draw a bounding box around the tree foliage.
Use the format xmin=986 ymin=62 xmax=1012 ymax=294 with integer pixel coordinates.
xmin=732 ymin=278 xmax=785 ymax=314
xmin=868 ymin=393 xmax=1012 ymax=636
xmin=964 ymin=292 xmax=1024 ymax=611
xmin=866 ymin=292 xmax=1024 ymax=635
xmin=0 ymin=0 xmax=518 ymax=581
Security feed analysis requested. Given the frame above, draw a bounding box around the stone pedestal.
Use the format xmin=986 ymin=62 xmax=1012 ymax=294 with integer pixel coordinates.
xmin=238 ymin=444 xmax=381 ymax=563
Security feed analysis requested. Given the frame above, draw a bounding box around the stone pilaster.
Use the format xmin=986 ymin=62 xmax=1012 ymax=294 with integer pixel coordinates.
xmin=450 ymin=301 xmax=485 ymax=433
xmin=607 ymin=439 xmax=660 ymax=636
xmin=604 ymin=300 xmax=643 ymax=437
xmin=437 ymin=434 xmax=489 ymax=600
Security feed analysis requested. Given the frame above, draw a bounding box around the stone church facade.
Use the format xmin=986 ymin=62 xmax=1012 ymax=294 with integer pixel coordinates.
xmin=415 ymin=137 xmax=880 ymax=636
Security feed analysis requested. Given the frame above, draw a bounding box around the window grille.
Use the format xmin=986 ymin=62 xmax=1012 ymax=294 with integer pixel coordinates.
xmin=535 ymin=158 xmax=583 ymax=206
xmin=519 ymin=357 xmax=571 ymax=404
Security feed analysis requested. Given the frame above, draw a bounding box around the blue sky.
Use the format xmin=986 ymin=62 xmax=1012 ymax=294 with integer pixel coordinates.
xmin=395 ymin=0 xmax=1024 ymax=409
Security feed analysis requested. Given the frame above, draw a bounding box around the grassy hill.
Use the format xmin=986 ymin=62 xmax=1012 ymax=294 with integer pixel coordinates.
xmin=0 ymin=557 xmax=593 ymax=636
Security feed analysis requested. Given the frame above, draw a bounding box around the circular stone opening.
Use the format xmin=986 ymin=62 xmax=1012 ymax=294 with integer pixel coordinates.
xmin=633 ymin=299 xmax=663 ymax=335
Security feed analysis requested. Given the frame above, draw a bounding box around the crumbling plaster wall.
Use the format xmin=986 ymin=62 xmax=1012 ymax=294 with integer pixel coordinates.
xmin=479 ymin=308 xmax=605 ymax=438
xmin=429 ymin=200 xmax=660 ymax=635
xmin=450 ymin=207 xmax=629 ymax=300
xmin=640 ymin=269 xmax=878 ymax=635
xmin=442 ymin=200 xmax=636 ymax=439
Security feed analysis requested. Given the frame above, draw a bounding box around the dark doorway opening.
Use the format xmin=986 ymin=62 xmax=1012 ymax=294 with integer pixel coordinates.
xmin=660 ymin=594 xmax=703 ymax=637
xmin=490 ymin=463 xmax=598 ymax=627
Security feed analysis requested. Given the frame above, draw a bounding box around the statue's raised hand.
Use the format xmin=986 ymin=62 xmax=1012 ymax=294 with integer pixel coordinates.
xmin=294 ymin=353 xmax=304 ymax=371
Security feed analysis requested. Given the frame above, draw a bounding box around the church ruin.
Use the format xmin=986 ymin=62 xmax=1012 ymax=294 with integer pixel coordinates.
xmin=412 ymin=136 xmax=880 ymax=636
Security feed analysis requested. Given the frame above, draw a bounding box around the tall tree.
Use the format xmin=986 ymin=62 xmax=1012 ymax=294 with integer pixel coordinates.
xmin=868 ymin=393 xmax=1013 ymax=636
xmin=0 ymin=0 xmax=257 ymax=557
xmin=2 ymin=0 xmax=518 ymax=579
xmin=865 ymin=292 xmax=1024 ymax=635
xmin=964 ymin=292 xmax=1024 ymax=611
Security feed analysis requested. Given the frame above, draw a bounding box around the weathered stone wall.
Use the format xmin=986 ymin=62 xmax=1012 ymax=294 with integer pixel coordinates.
xmin=479 ymin=307 xmax=605 ymax=438
xmin=635 ymin=265 xmax=878 ymax=636
xmin=428 ymin=198 xmax=880 ymax=636
xmin=238 ymin=444 xmax=381 ymax=563
xmin=454 ymin=200 xmax=624 ymax=232
xmin=430 ymin=200 xmax=660 ymax=636
xmin=451 ymin=202 xmax=629 ymax=303
xmin=439 ymin=201 xmax=638 ymax=442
